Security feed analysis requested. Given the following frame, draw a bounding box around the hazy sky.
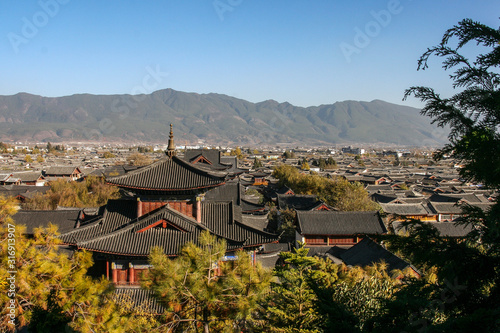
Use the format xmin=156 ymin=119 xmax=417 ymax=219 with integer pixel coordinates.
xmin=0 ymin=0 xmax=498 ymax=108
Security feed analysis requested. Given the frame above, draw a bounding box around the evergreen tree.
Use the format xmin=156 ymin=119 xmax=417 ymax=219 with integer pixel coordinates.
xmin=23 ymin=176 xmax=120 ymax=210
xmin=301 ymin=161 xmax=311 ymax=171
xmin=318 ymin=158 xmax=327 ymax=170
xmin=377 ymin=18 xmax=500 ymax=332
xmin=253 ymin=157 xmax=263 ymax=169
xmin=230 ymin=147 xmax=243 ymax=159
xmin=326 ymin=157 xmax=337 ymax=169
xmin=0 ymin=195 xmax=18 ymax=225
xmin=144 ymin=231 xmax=272 ymax=332
xmin=263 ymin=247 xmax=324 ymax=332
xmin=0 ymin=223 xmax=127 ymax=332
xmin=272 ymin=164 xmax=379 ymax=211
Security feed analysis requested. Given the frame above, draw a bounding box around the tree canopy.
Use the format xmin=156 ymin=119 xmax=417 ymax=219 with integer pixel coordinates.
xmin=1 ymin=198 xmax=157 ymax=332
xmin=23 ymin=175 xmax=120 ymax=210
xmin=143 ymin=231 xmax=272 ymax=332
xmin=272 ymin=164 xmax=379 ymax=211
xmin=382 ymin=18 xmax=500 ymax=332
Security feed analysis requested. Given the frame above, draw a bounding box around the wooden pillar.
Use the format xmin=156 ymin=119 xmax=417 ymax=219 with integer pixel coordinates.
xmin=137 ymin=197 xmax=142 ymax=218
xmin=129 ymin=263 xmax=135 ymax=285
xmin=111 ymin=262 xmax=117 ymax=284
xmin=196 ymin=196 xmax=202 ymax=223
xmin=106 ymin=260 xmax=109 ymax=280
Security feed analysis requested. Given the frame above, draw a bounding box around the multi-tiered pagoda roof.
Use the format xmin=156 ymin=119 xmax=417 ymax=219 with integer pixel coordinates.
xmin=106 ymin=155 xmax=227 ymax=194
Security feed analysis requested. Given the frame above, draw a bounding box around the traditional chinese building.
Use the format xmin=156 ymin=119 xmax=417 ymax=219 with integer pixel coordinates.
xmin=57 ymin=125 xmax=279 ymax=285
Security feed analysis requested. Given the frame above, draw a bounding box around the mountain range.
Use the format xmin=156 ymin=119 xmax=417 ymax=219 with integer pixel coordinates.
xmin=0 ymin=89 xmax=448 ymax=146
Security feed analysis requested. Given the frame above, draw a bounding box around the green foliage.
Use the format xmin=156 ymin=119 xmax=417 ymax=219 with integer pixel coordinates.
xmin=144 ymin=230 xmax=272 ymax=332
xmin=246 ymin=188 xmax=264 ymax=204
xmin=230 ymin=147 xmax=243 ymax=159
xmin=268 ymin=208 xmax=296 ymax=243
xmin=0 ymin=142 xmax=9 ymax=153
xmin=301 ymin=161 xmax=310 ymax=171
xmin=127 ymin=152 xmax=152 ymax=166
xmin=318 ymin=158 xmax=326 ymax=169
xmin=137 ymin=146 xmax=153 ymax=153
xmin=253 ymin=157 xmax=263 ymax=169
xmin=0 ymin=195 xmax=18 ymax=225
xmin=261 ymin=246 xmax=404 ymax=332
xmin=28 ymin=290 xmax=71 ymax=333
xmin=274 ymin=208 xmax=297 ymax=243
xmin=330 ymin=262 xmax=399 ymax=330
xmin=384 ymin=18 xmax=500 ymax=332
xmin=102 ymin=151 xmax=116 ymax=158
xmin=404 ymin=18 xmax=500 ymax=187
xmin=273 ymin=164 xmax=379 ymax=211
xmin=24 ymin=175 xmax=120 ymax=210
xmin=325 ymin=157 xmax=337 ymax=169
xmin=283 ymin=150 xmax=296 ymax=159
xmin=264 ymin=247 xmax=325 ymax=332
xmin=0 ymin=224 xmax=125 ymax=332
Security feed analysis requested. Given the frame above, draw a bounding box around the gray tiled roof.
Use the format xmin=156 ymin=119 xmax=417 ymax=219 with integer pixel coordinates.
xmin=204 ymin=182 xmax=242 ymax=202
xmin=0 ymin=185 xmax=50 ymax=198
xmin=393 ymin=221 xmax=473 ymax=237
xmin=277 ymin=194 xmax=322 ymax=210
xmin=12 ymin=171 xmax=44 ymax=182
xmin=183 ymin=149 xmax=233 ymax=170
xmin=71 ymin=205 xmax=203 ymax=256
xmin=203 ymin=182 xmax=267 ymax=213
xmin=380 ymin=203 xmax=432 ymax=216
xmin=59 ymin=199 xmax=135 ymax=244
xmin=241 ymin=215 xmax=269 ymax=231
xmin=428 ymin=202 xmax=467 ymax=214
xmin=339 ymin=238 xmax=416 ymax=273
xmin=13 ymin=209 xmax=81 ymax=234
xmin=0 ymin=173 xmax=12 ymax=181
xmin=44 ymin=166 xmax=82 ymax=176
xmin=296 ymin=211 xmax=387 ymax=235
xmin=107 ymin=156 xmax=226 ymax=191
xmin=60 ymin=200 xmax=279 ymax=257
xmin=202 ymin=201 xmax=278 ymax=247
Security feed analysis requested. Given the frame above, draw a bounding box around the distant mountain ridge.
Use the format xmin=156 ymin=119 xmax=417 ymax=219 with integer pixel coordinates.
xmin=0 ymin=89 xmax=447 ymax=146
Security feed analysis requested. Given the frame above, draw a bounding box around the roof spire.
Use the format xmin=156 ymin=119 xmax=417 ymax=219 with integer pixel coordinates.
xmin=166 ymin=123 xmax=176 ymax=157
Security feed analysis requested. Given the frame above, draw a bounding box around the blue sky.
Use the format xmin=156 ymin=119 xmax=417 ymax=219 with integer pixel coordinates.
xmin=0 ymin=0 xmax=498 ymax=108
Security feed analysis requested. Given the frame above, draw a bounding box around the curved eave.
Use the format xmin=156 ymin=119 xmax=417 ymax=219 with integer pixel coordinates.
xmin=105 ymin=181 xmax=226 ymax=192
xmin=242 ymin=207 xmax=267 ymax=213
xmin=75 ymin=246 xmax=178 ymax=257
xmin=228 ymin=239 xmax=280 ymax=251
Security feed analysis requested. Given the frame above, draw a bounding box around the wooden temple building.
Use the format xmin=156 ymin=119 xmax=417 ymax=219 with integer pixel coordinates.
xmin=55 ymin=125 xmax=279 ymax=286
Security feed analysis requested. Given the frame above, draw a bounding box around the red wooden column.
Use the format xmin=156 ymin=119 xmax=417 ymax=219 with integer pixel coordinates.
xmin=195 ymin=196 xmax=202 ymax=223
xmin=129 ymin=263 xmax=135 ymax=285
xmin=111 ymin=262 xmax=117 ymax=284
xmin=106 ymin=260 xmax=109 ymax=280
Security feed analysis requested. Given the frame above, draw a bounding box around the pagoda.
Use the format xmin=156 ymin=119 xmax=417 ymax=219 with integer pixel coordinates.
xmin=59 ymin=125 xmax=279 ymax=285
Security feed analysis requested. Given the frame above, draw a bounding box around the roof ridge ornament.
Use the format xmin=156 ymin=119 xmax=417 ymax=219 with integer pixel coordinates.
xmin=166 ymin=123 xmax=176 ymax=157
